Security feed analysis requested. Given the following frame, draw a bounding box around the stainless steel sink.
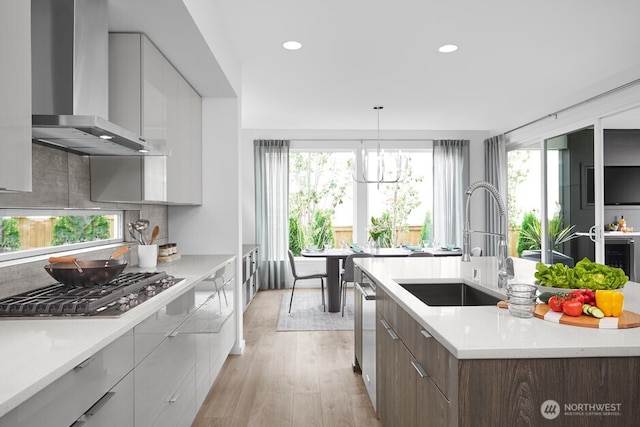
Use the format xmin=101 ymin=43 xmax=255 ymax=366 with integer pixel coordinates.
xmin=398 ymin=282 xmax=501 ymax=306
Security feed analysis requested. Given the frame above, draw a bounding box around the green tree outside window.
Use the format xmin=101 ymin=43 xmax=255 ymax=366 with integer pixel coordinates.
xmin=0 ymin=218 xmax=21 ymax=251
xmin=52 ymin=215 xmax=111 ymax=246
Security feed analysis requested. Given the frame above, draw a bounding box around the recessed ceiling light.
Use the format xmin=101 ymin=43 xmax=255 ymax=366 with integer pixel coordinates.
xmin=282 ymin=40 xmax=302 ymax=50
xmin=438 ymin=44 xmax=458 ymax=53
xmin=99 ymin=135 xmax=113 ymax=140
xmin=138 ymin=149 xmax=149 ymax=153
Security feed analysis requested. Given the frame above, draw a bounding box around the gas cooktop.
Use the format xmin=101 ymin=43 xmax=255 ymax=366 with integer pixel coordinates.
xmin=0 ymin=272 xmax=181 ymax=318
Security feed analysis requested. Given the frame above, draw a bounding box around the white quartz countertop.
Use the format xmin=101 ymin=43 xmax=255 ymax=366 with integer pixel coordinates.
xmin=0 ymin=254 xmax=234 ymax=418
xmin=355 ymin=256 xmax=640 ymax=360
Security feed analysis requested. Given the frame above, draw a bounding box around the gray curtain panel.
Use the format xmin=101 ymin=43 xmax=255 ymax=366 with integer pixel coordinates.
xmin=432 ymin=140 xmax=470 ymax=248
xmin=484 ymin=135 xmax=507 ymax=256
xmin=254 ymin=139 xmax=290 ymax=289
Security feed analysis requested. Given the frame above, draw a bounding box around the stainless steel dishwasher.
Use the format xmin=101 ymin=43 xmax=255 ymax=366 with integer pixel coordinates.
xmin=354 ymin=272 xmax=376 ymax=411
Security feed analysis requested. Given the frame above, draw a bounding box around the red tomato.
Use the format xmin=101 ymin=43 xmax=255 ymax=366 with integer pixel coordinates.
xmin=548 ymin=295 xmax=564 ymax=312
xmin=563 ymin=298 xmax=583 ymax=317
xmin=571 ymin=290 xmax=585 ymax=304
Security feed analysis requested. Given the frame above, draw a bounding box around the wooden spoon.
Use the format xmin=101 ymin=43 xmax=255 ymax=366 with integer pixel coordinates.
xmin=149 ymin=225 xmax=160 ymax=245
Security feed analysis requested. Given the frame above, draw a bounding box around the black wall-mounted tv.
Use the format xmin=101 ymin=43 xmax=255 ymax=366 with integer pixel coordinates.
xmin=585 ymin=166 xmax=640 ymax=205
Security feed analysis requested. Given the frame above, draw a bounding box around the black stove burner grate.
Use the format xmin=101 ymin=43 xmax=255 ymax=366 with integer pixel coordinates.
xmin=0 ymin=272 xmax=172 ymax=317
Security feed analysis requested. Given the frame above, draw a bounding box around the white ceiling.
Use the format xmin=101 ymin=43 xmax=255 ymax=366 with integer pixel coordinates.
xmin=110 ymin=0 xmax=640 ymax=133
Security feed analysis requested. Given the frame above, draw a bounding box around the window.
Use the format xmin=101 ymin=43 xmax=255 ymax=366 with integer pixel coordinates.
xmin=288 ymin=141 xmax=433 ymax=253
xmin=0 ymin=209 xmax=123 ymax=261
xmin=508 ymin=147 xmax=561 ymax=256
xmin=289 ymin=152 xmax=354 ymax=254
xmin=367 ymin=150 xmax=432 ymax=246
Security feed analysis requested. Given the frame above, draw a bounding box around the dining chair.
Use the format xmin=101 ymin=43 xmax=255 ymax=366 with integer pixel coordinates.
xmin=470 ymin=247 xmax=483 ymax=256
xmin=288 ymin=250 xmax=328 ymax=313
xmin=408 ymin=251 xmax=434 ymax=257
xmin=340 ymin=253 xmax=373 ymax=316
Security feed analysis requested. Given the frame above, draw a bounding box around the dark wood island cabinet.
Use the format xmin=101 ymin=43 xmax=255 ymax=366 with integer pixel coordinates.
xmin=376 ymin=285 xmax=639 ymax=427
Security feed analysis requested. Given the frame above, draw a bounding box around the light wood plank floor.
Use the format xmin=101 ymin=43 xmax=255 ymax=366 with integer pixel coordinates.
xmin=192 ymin=289 xmax=382 ymax=427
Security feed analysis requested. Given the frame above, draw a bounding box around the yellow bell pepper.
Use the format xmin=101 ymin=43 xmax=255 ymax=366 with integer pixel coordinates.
xmin=595 ymin=290 xmax=625 ymax=317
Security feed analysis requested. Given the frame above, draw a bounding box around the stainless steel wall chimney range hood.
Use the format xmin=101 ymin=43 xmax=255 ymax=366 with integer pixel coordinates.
xmin=31 ymin=0 xmax=165 ymax=156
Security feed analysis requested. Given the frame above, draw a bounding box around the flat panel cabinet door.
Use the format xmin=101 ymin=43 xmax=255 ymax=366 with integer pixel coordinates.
xmin=142 ymin=36 xmax=166 ymax=146
xmin=134 ymin=311 xmax=196 ymax=427
xmin=0 ymin=0 xmax=31 ymax=192
xmin=416 ymin=375 xmax=450 ymax=427
xmin=209 ymin=276 xmax=236 ymax=381
xmin=79 ymin=372 xmax=134 ymax=427
xmin=189 ymin=83 xmax=202 ymax=205
xmin=166 ymin=75 xmax=201 ymax=204
xmin=153 ymin=367 xmax=196 ymax=427
xmin=193 ymin=278 xmax=217 ymax=407
xmin=0 ymin=332 xmax=134 ymax=427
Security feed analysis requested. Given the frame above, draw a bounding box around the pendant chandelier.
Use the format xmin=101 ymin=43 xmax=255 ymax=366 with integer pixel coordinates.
xmin=353 ymin=105 xmax=407 ymax=185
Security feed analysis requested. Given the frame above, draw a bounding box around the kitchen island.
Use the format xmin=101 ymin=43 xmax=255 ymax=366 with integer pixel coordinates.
xmin=0 ymin=254 xmax=236 ymax=427
xmin=355 ymin=256 xmax=640 ymax=426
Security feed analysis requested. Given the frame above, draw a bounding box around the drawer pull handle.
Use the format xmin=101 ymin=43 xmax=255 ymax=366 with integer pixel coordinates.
xmin=168 ymin=330 xmax=180 ymax=338
xmin=75 ymin=356 xmax=95 ymax=369
xmin=380 ymin=319 xmax=399 ymax=340
xmin=86 ymin=392 xmax=115 ymax=416
xmin=420 ymin=329 xmax=432 ymax=339
xmin=167 ymin=391 xmax=180 ymax=403
xmin=355 ymin=282 xmax=376 ymax=300
xmin=411 ymin=360 xmax=428 ymax=378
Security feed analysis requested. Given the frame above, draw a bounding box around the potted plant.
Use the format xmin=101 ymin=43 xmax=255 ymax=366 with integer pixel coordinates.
xmin=518 ymin=211 xmax=578 ymax=264
xmin=368 ymin=214 xmax=392 ymax=249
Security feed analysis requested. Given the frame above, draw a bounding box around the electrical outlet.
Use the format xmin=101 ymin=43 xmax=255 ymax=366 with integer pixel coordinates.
xmin=472 ymin=268 xmax=481 ymax=283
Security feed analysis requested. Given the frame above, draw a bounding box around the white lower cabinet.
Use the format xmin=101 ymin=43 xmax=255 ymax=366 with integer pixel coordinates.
xmin=0 ymin=332 xmax=134 ymax=427
xmin=134 ymin=291 xmax=197 ymax=427
xmin=76 ymin=371 xmax=134 ymax=427
xmin=0 ymin=259 xmax=237 ymax=427
xmin=194 ymin=262 xmax=236 ymax=407
xmin=153 ymin=367 xmax=196 ymax=427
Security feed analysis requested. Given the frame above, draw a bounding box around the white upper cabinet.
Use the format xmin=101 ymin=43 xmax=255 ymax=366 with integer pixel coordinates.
xmin=91 ymin=33 xmax=202 ymax=205
xmin=169 ymin=75 xmax=202 ymax=204
xmin=0 ymin=0 xmax=32 ymax=193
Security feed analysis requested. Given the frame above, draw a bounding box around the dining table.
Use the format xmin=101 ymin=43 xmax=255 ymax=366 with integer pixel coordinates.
xmin=421 ymin=246 xmax=463 ymax=257
xmin=301 ymin=246 xmax=444 ymax=312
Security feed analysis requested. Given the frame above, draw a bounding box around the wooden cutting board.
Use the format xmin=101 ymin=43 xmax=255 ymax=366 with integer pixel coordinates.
xmin=534 ymin=304 xmax=640 ymax=329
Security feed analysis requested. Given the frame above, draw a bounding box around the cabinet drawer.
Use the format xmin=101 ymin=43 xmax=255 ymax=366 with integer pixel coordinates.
xmin=76 ymin=371 xmax=134 ymax=427
xmin=152 ymin=367 xmax=196 ymax=427
xmin=416 ymin=328 xmax=454 ymax=399
xmin=135 ymin=316 xmax=196 ymax=427
xmin=0 ymin=332 xmax=133 ymax=427
xmin=416 ymin=369 xmax=451 ymax=427
xmin=134 ymin=288 xmax=198 ymax=365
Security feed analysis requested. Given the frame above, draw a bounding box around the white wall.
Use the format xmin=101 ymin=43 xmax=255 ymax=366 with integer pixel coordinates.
xmin=241 ymin=128 xmax=491 ymax=246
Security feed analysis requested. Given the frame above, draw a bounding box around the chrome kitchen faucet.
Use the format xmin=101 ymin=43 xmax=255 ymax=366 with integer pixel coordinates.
xmin=462 ymin=181 xmax=514 ymax=288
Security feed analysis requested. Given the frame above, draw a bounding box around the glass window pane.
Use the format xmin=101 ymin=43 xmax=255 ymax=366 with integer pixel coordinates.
xmin=0 ymin=209 xmax=123 ymax=259
xmin=289 ymin=152 xmax=354 ymax=253
xmin=508 ymin=148 xmax=541 ymax=258
xmin=367 ymin=150 xmax=432 ymax=247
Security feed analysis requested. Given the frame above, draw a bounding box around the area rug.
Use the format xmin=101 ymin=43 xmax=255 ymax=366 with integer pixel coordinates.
xmin=276 ymin=289 xmax=355 ymax=331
